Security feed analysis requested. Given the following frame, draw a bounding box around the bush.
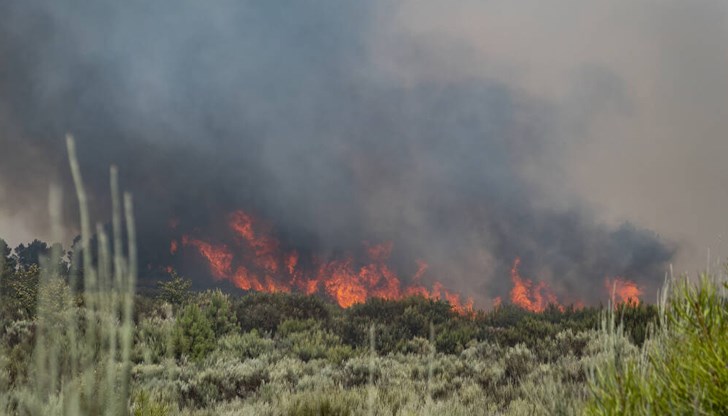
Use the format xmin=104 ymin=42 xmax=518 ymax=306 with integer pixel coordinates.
xmin=157 ymin=271 xmax=192 ymax=309
xmin=588 ymin=274 xmax=728 ymax=414
xmin=278 ymin=319 xmax=354 ymax=363
xmin=135 ymin=305 xmax=175 ymax=364
xmin=214 ymin=330 xmax=275 ymax=361
xmin=504 ymin=344 xmax=536 ymax=382
xmin=131 ymin=390 xmax=172 ymax=416
xmin=172 ymin=304 xmax=215 ymax=362
xmin=185 ymin=358 xmax=269 ymax=408
xmin=197 ymin=289 xmax=237 ymax=338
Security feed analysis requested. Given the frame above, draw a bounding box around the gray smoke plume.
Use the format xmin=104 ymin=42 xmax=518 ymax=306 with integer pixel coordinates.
xmin=0 ymin=0 xmax=678 ymax=305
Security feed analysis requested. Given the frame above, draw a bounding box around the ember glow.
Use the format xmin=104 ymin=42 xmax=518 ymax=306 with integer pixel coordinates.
xmin=509 ymin=258 xmax=563 ymax=313
xmin=606 ymin=277 xmax=643 ymax=306
xmin=179 ymin=210 xmax=475 ymax=313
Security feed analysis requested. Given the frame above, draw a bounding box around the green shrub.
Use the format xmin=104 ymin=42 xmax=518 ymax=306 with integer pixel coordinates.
xmin=172 ymin=304 xmax=215 ymax=362
xmin=157 ymin=271 xmax=192 ymax=309
xmin=588 ymin=273 xmax=728 ymax=415
xmin=278 ymin=319 xmax=354 ymax=363
xmin=131 ymin=390 xmax=172 ymax=416
xmin=196 ymin=289 xmax=237 ymax=338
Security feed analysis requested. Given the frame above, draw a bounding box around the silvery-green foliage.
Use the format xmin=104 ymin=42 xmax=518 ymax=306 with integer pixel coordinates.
xmin=269 ymin=357 xmax=305 ymax=386
xmin=184 ymin=358 xmax=269 ymax=408
xmin=340 ymin=355 xmax=382 ymax=387
xmin=213 ymin=330 xmax=276 ymax=361
xmin=504 ymin=344 xmax=536 ymax=382
xmin=135 ymin=309 xmax=175 ymax=364
xmin=277 ymin=319 xmax=354 ymax=363
xmin=400 ymin=336 xmax=431 ymax=355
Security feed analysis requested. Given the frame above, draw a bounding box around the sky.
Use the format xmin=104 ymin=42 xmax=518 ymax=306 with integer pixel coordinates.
xmin=0 ymin=0 xmax=726 ymax=303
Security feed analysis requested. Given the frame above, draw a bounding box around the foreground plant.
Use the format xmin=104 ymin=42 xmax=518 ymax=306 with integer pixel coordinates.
xmin=0 ymin=135 xmax=137 ymax=415
xmin=588 ymin=271 xmax=728 ymax=414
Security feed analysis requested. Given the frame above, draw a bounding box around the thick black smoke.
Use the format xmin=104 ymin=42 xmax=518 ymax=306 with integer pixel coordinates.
xmin=0 ymin=0 xmax=674 ymax=304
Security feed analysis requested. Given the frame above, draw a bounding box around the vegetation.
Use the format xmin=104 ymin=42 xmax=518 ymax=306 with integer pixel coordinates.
xmin=0 ymin=138 xmax=726 ymax=414
xmin=588 ymin=273 xmax=728 ymax=414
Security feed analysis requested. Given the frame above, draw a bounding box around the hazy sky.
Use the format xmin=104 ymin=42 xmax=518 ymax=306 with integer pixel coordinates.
xmin=0 ymin=1 xmax=726 ymax=302
xmin=374 ymin=0 xmax=728 ymax=272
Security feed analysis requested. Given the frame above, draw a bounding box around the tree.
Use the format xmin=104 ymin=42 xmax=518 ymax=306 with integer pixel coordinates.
xmin=0 ymin=239 xmax=16 ymax=306
xmin=171 ymin=303 xmax=215 ymax=362
xmin=157 ymin=270 xmax=192 ymax=308
xmin=0 ymin=238 xmax=17 ymax=277
xmin=197 ymin=289 xmax=237 ymax=338
xmin=5 ymin=265 xmax=41 ymax=320
xmin=14 ymin=240 xmax=50 ymax=271
xmin=13 ymin=240 xmax=68 ymax=277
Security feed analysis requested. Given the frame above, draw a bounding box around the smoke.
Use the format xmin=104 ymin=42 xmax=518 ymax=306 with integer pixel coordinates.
xmin=0 ymin=0 xmax=686 ymax=305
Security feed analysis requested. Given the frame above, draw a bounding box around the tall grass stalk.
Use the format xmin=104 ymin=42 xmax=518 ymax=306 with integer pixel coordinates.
xmin=367 ymin=323 xmax=376 ymax=416
xmin=0 ymin=134 xmax=137 ymax=415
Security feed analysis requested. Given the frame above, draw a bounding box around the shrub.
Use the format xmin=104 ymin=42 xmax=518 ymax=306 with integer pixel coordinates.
xmin=172 ymin=304 xmax=215 ymax=362
xmin=284 ymin=390 xmax=360 ymax=416
xmin=131 ymin=390 xmax=172 ymax=416
xmin=587 ymin=274 xmax=728 ymax=414
xmin=197 ymin=289 xmax=237 ymax=338
xmin=135 ymin=306 xmax=175 ymax=364
xmin=157 ymin=271 xmax=192 ymax=309
xmin=278 ymin=319 xmax=354 ymax=363
xmin=214 ymin=330 xmax=275 ymax=361
xmin=185 ymin=358 xmax=269 ymax=408
xmin=504 ymin=344 xmax=536 ymax=382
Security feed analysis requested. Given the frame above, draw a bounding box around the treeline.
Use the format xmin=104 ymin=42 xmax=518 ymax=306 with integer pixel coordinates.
xmin=0 ymin=236 xmax=658 ymax=356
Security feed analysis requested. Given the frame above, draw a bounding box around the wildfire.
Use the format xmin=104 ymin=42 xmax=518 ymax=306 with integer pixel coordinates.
xmin=174 ymin=211 xmax=643 ymax=314
xmin=181 ymin=235 xmax=232 ymax=279
xmin=179 ymin=210 xmax=474 ymax=313
xmin=606 ymin=277 xmax=642 ymax=306
xmin=509 ymin=258 xmax=562 ymax=312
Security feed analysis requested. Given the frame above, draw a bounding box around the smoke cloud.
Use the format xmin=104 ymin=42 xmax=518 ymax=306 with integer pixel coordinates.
xmin=1 ymin=0 xmax=710 ymax=305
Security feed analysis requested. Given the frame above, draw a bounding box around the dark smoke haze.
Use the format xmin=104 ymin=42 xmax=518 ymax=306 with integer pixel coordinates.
xmin=4 ymin=0 xmax=723 ymax=306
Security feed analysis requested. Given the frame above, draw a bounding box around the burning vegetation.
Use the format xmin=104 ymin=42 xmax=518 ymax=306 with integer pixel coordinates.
xmin=176 ymin=210 xmax=474 ymax=313
xmin=173 ymin=210 xmax=643 ymax=313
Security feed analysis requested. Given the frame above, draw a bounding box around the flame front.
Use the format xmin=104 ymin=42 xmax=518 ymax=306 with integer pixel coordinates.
xmin=180 ymin=210 xmax=474 ymax=313
xmin=181 ymin=235 xmax=232 ymax=279
xmin=509 ymin=258 xmax=562 ymax=312
xmin=606 ymin=277 xmax=642 ymax=306
xmin=176 ymin=211 xmax=642 ymax=313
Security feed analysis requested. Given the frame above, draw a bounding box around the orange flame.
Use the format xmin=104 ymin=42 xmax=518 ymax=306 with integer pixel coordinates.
xmin=606 ymin=277 xmax=642 ymax=306
xmin=509 ymin=258 xmax=562 ymax=312
xmin=181 ymin=236 xmax=232 ymax=279
xmin=180 ymin=210 xmax=473 ymax=314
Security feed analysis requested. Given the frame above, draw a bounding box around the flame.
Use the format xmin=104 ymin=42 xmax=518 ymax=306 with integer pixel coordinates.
xmin=181 ymin=235 xmax=233 ymax=279
xmin=180 ymin=210 xmax=473 ymax=313
xmin=509 ymin=258 xmax=563 ymax=312
xmin=170 ymin=239 xmax=179 ymax=255
xmin=606 ymin=277 xmax=642 ymax=306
